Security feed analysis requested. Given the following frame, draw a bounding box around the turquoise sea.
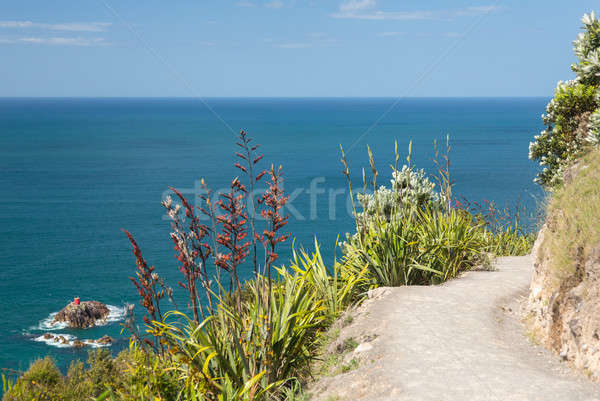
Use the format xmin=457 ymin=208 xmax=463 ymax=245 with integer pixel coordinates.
xmin=0 ymin=97 xmax=546 ymax=374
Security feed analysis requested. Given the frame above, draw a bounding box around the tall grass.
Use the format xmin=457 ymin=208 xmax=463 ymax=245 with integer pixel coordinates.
xmin=456 ymin=197 xmax=536 ymax=256
xmin=544 ymin=148 xmax=600 ymax=284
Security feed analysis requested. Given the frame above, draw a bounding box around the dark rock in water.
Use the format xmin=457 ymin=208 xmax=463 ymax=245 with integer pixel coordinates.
xmin=53 ymin=300 xmax=110 ymax=329
xmin=72 ymin=340 xmax=85 ymax=348
xmin=43 ymin=333 xmax=54 ymax=340
xmin=96 ymin=335 xmax=113 ymax=345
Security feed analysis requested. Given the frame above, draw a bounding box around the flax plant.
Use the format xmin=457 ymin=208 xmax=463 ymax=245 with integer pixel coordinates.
xmin=340 ymin=139 xmax=486 ymax=287
xmin=120 ymin=129 xmax=354 ymax=400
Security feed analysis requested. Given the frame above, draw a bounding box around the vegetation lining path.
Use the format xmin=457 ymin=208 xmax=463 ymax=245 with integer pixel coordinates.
xmin=310 ymin=256 xmax=600 ymax=401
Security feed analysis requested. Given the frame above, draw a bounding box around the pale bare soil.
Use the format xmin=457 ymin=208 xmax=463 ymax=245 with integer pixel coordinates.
xmin=308 ymin=256 xmax=600 ymax=401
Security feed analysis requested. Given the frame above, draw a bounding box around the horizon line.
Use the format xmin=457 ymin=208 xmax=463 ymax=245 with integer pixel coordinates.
xmin=0 ymin=95 xmax=551 ymax=99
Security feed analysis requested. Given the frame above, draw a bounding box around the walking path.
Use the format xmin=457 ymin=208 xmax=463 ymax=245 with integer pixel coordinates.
xmin=310 ymin=256 xmax=600 ymax=401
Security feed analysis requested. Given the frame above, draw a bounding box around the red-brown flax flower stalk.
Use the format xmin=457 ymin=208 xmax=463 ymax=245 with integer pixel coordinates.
xmin=235 ymin=130 xmax=266 ymax=276
xmin=198 ymin=179 xmax=222 ymax=298
xmin=257 ymin=165 xmax=290 ymax=321
xmin=164 ymin=187 xmax=213 ymax=323
xmin=216 ymin=177 xmax=250 ymax=312
xmin=258 ymin=165 xmax=291 ymax=265
xmin=123 ymin=229 xmax=165 ymax=350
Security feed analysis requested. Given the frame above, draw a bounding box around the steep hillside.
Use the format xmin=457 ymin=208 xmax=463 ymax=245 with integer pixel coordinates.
xmin=526 ymin=148 xmax=600 ymax=378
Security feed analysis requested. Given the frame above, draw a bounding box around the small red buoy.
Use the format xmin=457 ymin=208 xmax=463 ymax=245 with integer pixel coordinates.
xmin=74 ymin=297 xmax=80 ymax=305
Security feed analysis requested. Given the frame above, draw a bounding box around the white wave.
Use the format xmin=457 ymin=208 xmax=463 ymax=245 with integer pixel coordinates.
xmin=33 ymin=333 xmax=76 ymax=348
xmin=33 ymin=304 xmax=125 ymax=331
xmin=36 ymin=312 xmax=68 ymax=331
xmin=33 ymin=333 xmax=112 ymax=349
xmin=103 ymin=305 xmax=125 ymax=325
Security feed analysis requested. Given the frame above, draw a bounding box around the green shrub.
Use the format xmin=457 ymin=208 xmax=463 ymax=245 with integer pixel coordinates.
xmin=2 ymin=347 xmax=181 ymax=401
xmin=113 ymin=343 xmax=180 ymax=401
xmin=22 ymin=357 xmax=61 ymax=388
xmin=342 ymin=207 xmax=484 ymax=287
xmin=2 ymin=357 xmax=62 ymax=401
xmin=530 ymin=12 xmax=600 ymax=187
xmin=529 ymin=80 xmax=598 ymax=186
xmin=587 ymin=109 xmax=600 ymax=144
xmin=415 ymin=208 xmax=485 ymax=282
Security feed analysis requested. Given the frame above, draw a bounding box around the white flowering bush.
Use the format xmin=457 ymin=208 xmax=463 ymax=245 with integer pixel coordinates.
xmin=341 ymin=165 xmax=441 ymax=248
xmin=357 ymin=165 xmax=440 ymax=224
xmin=573 ymin=11 xmax=600 ymax=86
xmin=346 ymin=165 xmax=442 ymax=241
xmin=355 ymin=165 xmax=440 ymax=225
xmin=529 ymin=12 xmax=600 ymax=187
xmin=587 ymin=109 xmax=600 ymax=144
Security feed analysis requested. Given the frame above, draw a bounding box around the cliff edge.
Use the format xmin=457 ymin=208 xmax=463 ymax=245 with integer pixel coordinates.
xmin=525 ymin=149 xmax=600 ymax=379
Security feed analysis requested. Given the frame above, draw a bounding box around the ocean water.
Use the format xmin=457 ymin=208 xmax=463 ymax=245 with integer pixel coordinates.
xmin=0 ymin=97 xmax=546 ymax=374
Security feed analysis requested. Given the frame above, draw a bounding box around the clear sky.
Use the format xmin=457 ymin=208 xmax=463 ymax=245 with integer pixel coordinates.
xmin=0 ymin=1 xmax=597 ymax=97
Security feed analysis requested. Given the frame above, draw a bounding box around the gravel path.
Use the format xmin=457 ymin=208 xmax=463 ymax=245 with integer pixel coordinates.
xmin=309 ymin=256 xmax=600 ymax=401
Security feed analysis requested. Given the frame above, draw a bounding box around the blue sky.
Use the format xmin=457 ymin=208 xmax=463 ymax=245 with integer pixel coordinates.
xmin=0 ymin=1 xmax=597 ymax=97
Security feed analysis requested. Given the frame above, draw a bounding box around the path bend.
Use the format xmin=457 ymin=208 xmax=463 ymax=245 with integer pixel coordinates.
xmin=310 ymin=256 xmax=600 ymax=401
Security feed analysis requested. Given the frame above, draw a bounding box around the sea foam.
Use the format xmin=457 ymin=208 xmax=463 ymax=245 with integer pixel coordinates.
xmin=33 ymin=333 xmax=76 ymax=348
xmin=33 ymin=333 xmax=112 ymax=349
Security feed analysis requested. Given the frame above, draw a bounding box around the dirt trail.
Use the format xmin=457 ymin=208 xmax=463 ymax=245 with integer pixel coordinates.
xmin=310 ymin=256 xmax=600 ymax=401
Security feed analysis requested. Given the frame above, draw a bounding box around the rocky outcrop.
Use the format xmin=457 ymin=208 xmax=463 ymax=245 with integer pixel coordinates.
xmin=525 ymin=213 xmax=600 ymax=379
xmin=53 ymin=300 xmax=110 ymax=328
xmin=95 ymin=335 xmax=114 ymax=345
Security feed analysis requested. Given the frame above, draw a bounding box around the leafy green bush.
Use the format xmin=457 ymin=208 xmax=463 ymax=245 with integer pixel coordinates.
xmin=587 ymin=108 xmax=600 ymax=144
xmin=529 ymin=80 xmax=598 ymax=186
xmin=2 ymin=357 xmax=62 ymax=401
xmin=342 ymin=206 xmax=484 ymax=287
xmin=2 ymin=347 xmax=181 ymax=401
xmin=529 ymin=12 xmax=600 ymax=187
